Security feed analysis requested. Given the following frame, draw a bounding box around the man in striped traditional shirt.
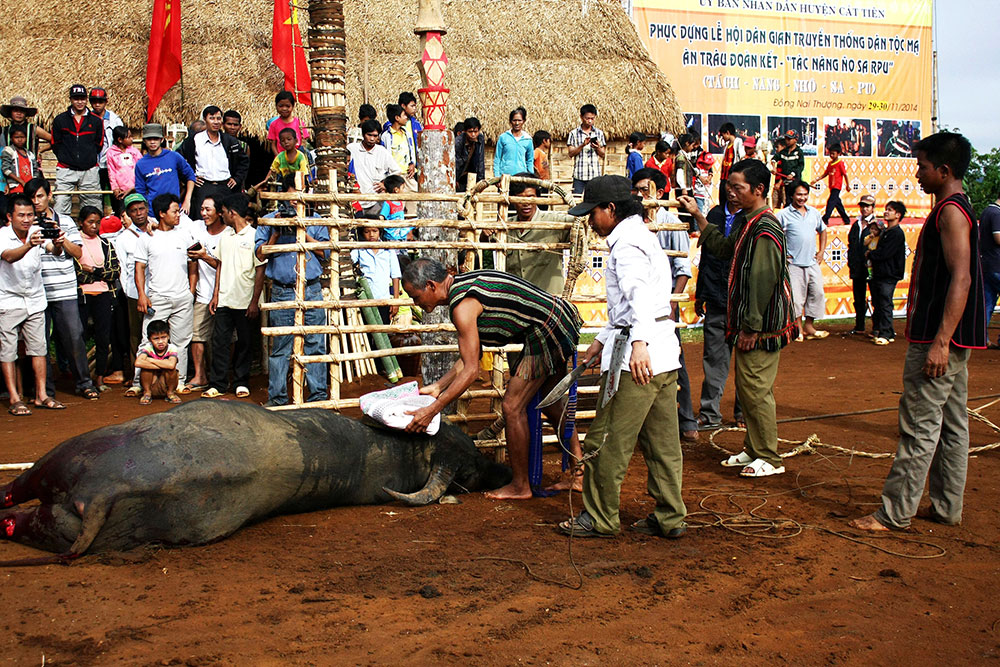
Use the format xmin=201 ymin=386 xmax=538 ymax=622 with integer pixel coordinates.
xmin=679 ymin=160 xmax=798 ymax=478
xmin=401 ymin=258 xmax=583 ymax=500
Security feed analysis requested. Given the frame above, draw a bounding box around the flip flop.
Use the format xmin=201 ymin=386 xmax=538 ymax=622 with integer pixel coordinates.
xmin=721 ymin=451 xmax=753 ymax=467
xmin=235 ymin=386 xmax=250 ymax=398
xmin=124 ymin=386 xmax=142 ymax=397
xmin=80 ymin=387 xmax=100 ymax=400
xmin=165 ymin=395 xmax=182 ymax=404
xmin=202 ymin=388 xmax=223 ymax=398
xmin=34 ymin=397 xmax=65 ymax=410
xmin=805 ymin=330 xmax=829 ymax=340
xmin=740 ymin=458 xmax=786 ymax=477
xmin=139 ymin=394 xmax=153 ymax=406
xmin=7 ymin=401 xmax=31 ymax=417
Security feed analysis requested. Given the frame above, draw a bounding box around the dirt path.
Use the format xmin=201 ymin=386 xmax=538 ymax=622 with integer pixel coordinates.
xmin=2 ymin=324 xmax=999 ymax=665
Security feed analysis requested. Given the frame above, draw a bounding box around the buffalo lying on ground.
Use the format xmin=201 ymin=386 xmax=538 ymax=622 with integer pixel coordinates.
xmin=0 ymin=401 xmax=511 ymax=564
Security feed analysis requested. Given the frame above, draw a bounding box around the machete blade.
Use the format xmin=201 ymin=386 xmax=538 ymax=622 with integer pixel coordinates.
xmin=537 ymin=357 xmax=597 ymax=409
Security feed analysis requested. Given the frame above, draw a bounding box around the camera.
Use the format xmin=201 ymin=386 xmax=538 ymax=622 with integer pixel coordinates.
xmin=275 ymin=203 xmax=298 ymax=218
xmin=36 ymin=213 xmax=60 ymax=240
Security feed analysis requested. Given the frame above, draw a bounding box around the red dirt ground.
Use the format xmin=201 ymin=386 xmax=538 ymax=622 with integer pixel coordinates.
xmin=1 ymin=322 xmax=999 ymax=665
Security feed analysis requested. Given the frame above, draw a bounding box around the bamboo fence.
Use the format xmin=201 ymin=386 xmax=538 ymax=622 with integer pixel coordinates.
xmin=257 ymin=175 xmax=690 ymax=450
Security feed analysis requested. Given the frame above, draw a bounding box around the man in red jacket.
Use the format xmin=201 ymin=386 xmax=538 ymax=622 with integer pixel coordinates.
xmin=50 ymin=84 xmax=103 ymax=216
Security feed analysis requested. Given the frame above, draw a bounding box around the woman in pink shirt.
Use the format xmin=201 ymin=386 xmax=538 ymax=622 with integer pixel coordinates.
xmin=107 ymin=126 xmax=142 ymax=216
xmin=76 ymin=206 xmax=122 ymax=391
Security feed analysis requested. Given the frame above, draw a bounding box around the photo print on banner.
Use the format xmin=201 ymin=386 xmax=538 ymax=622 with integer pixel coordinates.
xmin=877 ymin=120 xmax=921 ymax=158
xmin=823 ymin=118 xmax=873 ymax=157
xmin=767 ymin=116 xmax=818 ymax=156
xmin=706 ymin=114 xmax=761 ymax=154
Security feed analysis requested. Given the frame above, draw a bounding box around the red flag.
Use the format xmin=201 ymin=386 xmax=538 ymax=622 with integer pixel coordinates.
xmin=272 ymin=0 xmax=312 ymax=105
xmin=145 ymin=0 xmax=182 ymax=121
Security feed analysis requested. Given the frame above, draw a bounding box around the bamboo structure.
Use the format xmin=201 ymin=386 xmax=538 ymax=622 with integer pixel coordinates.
xmin=257 ymin=174 xmax=691 ymax=452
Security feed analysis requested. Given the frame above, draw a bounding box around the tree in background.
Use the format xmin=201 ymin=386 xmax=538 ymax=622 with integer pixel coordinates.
xmin=965 ymin=147 xmax=1000 ymax=214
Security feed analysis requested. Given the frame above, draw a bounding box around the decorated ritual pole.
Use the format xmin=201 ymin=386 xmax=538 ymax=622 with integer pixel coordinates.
xmin=306 ymin=0 xmax=350 ymax=198
xmin=414 ymin=0 xmax=458 ymax=385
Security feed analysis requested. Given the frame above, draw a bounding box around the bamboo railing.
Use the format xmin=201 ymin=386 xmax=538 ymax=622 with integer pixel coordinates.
xmin=256 ymin=175 xmax=691 ymax=449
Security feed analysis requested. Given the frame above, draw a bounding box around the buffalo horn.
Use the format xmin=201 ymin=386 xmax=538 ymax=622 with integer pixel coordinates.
xmin=383 ymin=465 xmax=455 ymax=506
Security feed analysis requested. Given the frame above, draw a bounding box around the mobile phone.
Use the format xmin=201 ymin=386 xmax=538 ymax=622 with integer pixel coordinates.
xmin=188 ymin=242 xmax=203 ymax=252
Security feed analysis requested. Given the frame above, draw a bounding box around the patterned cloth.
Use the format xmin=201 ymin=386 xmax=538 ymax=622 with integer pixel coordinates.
xmin=726 ymin=208 xmax=798 ymax=351
xmin=567 ymin=126 xmax=606 ymax=183
xmin=448 ymin=270 xmax=582 ymax=380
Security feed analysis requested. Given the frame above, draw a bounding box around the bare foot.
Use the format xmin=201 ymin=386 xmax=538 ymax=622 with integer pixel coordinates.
xmin=848 ymin=514 xmax=890 ymax=532
xmin=484 ymin=483 xmax=533 ymax=500
xmin=545 ymin=474 xmax=583 ymax=493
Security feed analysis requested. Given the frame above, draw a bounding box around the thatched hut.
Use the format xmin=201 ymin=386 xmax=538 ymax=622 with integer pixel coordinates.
xmin=5 ymin=0 xmax=682 ymax=141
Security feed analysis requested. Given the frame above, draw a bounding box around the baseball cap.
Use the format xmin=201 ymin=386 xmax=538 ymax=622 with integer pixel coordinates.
xmin=69 ymin=84 xmax=87 ymax=99
xmin=743 ymin=136 xmax=757 ymax=150
xmin=567 ymin=175 xmax=633 ymax=217
xmin=142 ymin=123 xmax=164 ymax=139
xmin=123 ymin=192 xmax=147 ymax=209
xmin=99 ymin=215 xmax=122 ymax=235
xmin=785 ymin=130 xmax=798 ymax=139
xmin=859 ymin=194 xmax=876 ymax=205
xmin=89 ymin=87 xmax=108 ymax=101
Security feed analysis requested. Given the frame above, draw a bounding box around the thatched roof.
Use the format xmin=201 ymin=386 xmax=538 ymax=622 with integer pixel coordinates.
xmin=4 ymin=0 xmax=683 ymax=140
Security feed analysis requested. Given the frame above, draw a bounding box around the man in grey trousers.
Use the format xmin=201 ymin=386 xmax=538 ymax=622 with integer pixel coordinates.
xmin=694 ymin=196 xmax=743 ymax=429
xmin=851 ymin=132 xmax=986 ymax=532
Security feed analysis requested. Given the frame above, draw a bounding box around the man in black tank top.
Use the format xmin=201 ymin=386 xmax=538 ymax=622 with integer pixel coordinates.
xmin=851 ymin=132 xmax=986 ymax=532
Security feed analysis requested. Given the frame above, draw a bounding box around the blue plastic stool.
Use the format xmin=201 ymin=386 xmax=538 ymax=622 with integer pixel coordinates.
xmin=530 ymin=352 xmax=579 ymax=497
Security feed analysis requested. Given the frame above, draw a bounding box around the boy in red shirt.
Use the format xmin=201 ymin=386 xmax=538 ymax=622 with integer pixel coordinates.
xmin=811 ymin=142 xmax=850 ymax=224
xmin=645 ymin=139 xmax=673 ymax=190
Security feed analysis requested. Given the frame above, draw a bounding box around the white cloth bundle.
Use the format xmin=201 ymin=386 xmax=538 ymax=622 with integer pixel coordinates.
xmin=359 ymin=381 xmax=440 ymax=435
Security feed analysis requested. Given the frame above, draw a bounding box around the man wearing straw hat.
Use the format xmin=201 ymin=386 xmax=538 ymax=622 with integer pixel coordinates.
xmin=401 ymin=258 xmax=584 ymax=500
xmin=0 ymin=96 xmax=51 ymax=155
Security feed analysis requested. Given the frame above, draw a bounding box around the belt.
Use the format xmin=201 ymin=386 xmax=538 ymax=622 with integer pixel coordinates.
xmin=199 ymin=179 xmax=230 ymax=186
xmin=272 ymin=278 xmax=320 ymax=289
xmin=600 ymin=315 xmax=672 ymax=408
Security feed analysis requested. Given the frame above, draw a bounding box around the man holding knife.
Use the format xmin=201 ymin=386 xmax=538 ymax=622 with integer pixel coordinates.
xmin=557 ymin=175 xmax=687 ymax=539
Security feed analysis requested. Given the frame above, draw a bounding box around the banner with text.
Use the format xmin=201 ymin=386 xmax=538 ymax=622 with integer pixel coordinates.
xmin=628 ymin=0 xmax=934 ymax=216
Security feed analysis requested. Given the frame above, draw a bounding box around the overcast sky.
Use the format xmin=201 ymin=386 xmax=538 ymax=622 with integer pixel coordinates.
xmin=937 ymin=0 xmax=999 ymax=151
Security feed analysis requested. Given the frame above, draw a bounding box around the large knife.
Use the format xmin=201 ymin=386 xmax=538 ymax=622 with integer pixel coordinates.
xmin=537 ymin=356 xmax=598 ymax=409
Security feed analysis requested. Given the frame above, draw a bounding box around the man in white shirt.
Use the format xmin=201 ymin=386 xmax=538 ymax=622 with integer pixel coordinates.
xmin=0 ymin=195 xmax=66 ymax=413
xmin=348 ymin=119 xmax=401 ymax=217
xmin=779 ymin=180 xmax=829 ymax=339
xmin=558 ymin=175 xmax=687 ymax=539
xmin=186 ymin=106 xmax=247 ymax=220
xmin=633 ymin=167 xmax=700 ymax=443
xmin=24 ymin=178 xmax=97 ymax=400
xmin=132 ymin=193 xmax=198 ymax=392
xmin=184 ymin=195 xmax=232 ymax=391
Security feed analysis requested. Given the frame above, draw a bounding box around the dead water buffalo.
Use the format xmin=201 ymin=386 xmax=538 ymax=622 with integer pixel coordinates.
xmin=0 ymin=400 xmax=511 ymax=564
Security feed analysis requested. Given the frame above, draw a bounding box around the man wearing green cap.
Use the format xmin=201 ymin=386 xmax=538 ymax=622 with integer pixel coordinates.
xmin=116 ymin=193 xmax=154 ymax=389
xmin=558 ymin=175 xmax=687 ymax=539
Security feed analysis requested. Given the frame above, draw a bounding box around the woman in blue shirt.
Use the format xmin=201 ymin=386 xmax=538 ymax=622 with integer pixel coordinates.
xmin=493 ymin=107 xmax=534 ymax=177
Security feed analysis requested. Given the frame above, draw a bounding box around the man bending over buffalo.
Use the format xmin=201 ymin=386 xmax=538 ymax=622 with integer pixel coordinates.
xmin=401 ymin=258 xmax=583 ymax=499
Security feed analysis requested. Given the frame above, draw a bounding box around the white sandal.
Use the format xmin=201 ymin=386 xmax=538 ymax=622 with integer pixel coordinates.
xmin=740 ymin=458 xmax=786 ymax=477
xmin=236 ymin=386 xmax=251 ymax=398
xmin=721 ymin=451 xmax=754 ymax=467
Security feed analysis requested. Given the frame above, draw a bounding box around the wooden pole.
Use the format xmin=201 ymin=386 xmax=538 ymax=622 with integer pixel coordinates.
xmin=292 ymin=172 xmax=307 ymax=405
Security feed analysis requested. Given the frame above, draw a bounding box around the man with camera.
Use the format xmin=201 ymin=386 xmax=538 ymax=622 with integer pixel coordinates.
xmin=0 ymin=195 xmax=70 ymax=414
xmin=23 ymin=178 xmax=99 ymax=401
